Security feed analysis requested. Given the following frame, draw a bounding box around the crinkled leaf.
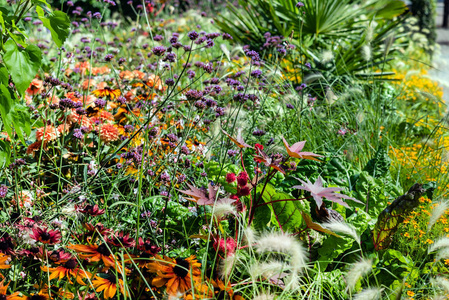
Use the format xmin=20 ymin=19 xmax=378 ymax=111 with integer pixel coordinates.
xmin=363 ymin=145 xmax=391 ymax=178
xmin=0 ymin=65 xmax=9 ymax=86
xmin=36 ymin=7 xmax=70 ymax=48
xmin=3 ymin=40 xmax=42 ymax=95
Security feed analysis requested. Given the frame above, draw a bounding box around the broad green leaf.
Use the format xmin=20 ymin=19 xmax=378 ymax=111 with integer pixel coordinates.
xmin=3 ymin=40 xmax=42 ymax=96
xmin=0 ymin=140 xmax=11 ymax=167
xmin=0 ymin=84 xmax=13 ymax=139
xmin=10 ymin=104 xmax=31 ymax=144
xmin=36 ymin=7 xmax=70 ymax=48
xmin=0 ymin=65 xmax=9 ymax=85
xmin=31 ymin=0 xmax=52 ymax=14
xmin=363 ymin=145 xmax=391 ymax=178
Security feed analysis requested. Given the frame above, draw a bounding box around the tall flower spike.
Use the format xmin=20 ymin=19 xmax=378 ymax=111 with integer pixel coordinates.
xmin=282 ymin=136 xmax=322 ymax=161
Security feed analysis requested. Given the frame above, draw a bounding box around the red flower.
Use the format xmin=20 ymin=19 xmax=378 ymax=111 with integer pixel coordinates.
xmin=30 ymin=227 xmax=61 ymax=245
xmin=254 ymin=143 xmax=264 ymax=151
xmin=238 ymin=185 xmax=251 ymax=196
xmin=106 ymin=232 xmax=135 ymax=248
xmin=76 ymin=204 xmax=105 ymax=216
xmin=225 ymin=173 xmax=236 ymax=183
xmin=236 ymin=172 xmax=249 ymax=187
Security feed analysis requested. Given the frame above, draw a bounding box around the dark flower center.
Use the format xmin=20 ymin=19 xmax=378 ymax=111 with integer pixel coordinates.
xmin=173 ymin=258 xmax=190 ymax=278
xmin=64 ymin=259 xmax=77 ymax=269
xmin=107 ymin=274 xmax=117 ymax=284
xmin=30 ymin=296 xmax=47 ymax=300
xmin=40 ymin=232 xmax=51 ymax=241
xmin=0 ymin=294 xmax=7 ymax=300
xmin=97 ymin=243 xmax=111 ymax=256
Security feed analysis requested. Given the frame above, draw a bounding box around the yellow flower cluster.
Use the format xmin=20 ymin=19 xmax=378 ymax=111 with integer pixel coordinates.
xmin=392 ymin=69 xmax=444 ymax=115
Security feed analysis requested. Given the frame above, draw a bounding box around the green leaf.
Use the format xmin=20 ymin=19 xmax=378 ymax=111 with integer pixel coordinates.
xmin=363 ymin=145 xmax=391 ymax=178
xmin=0 ymin=65 xmax=9 ymax=85
xmin=10 ymin=104 xmax=31 ymax=144
xmin=0 ymin=140 xmax=11 ymax=167
xmin=0 ymin=84 xmax=14 ymax=139
xmin=31 ymin=0 xmax=52 ymax=14
xmin=2 ymin=40 xmax=42 ymax=96
xmin=36 ymin=7 xmax=70 ymax=48
xmin=256 ymin=183 xmax=308 ymax=232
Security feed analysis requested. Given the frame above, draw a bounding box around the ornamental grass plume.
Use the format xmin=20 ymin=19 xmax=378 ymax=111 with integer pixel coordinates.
xmin=322 ymin=220 xmax=360 ymax=245
xmin=428 ymin=237 xmax=449 ymax=253
xmin=431 ymin=276 xmax=449 ymax=293
xmin=345 ymin=258 xmax=373 ymax=291
xmin=253 ymin=293 xmax=276 ymax=300
xmin=353 ymin=287 xmax=383 ymax=300
xmin=428 ymin=201 xmax=449 ymax=231
xmin=255 ymin=232 xmax=307 ymax=273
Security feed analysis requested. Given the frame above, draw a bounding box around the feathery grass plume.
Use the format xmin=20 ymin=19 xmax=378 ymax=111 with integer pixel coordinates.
xmin=428 ymin=201 xmax=449 ymax=231
xmin=213 ymin=200 xmax=237 ymax=220
xmin=361 ymin=44 xmax=372 ymax=62
xmin=219 ymin=254 xmax=237 ymax=279
xmin=345 ymin=258 xmax=373 ymax=291
xmin=431 ymin=276 xmax=449 ymax=293
xmin=320 ymin=50 xmax=334 ymax=64
xmin=304 ymin=73 xmax=324 ymax=84
xmin=253 ymin=293 xmax=276 ymax=300
xmin=365 ymin=22 xmax=375 ymax=43
xmin=384 ymin=34 xmax=395 ymax=57
xmin=428 ymin=237 xmax=449 ymax=253
xmin=353 ymin=288 xmax=383 ymax=300
xmin=322 ymin=221 xmax=360 ymax=244
xmin=243 ymin=227 xmax=256 ymax=246
xmin=255 ymin=232 xmax=307 ymax=272
xmin=249 ymin=261 xmax=286 ymax=281
xmin=436 ymin=247 xmax=449 ymax=261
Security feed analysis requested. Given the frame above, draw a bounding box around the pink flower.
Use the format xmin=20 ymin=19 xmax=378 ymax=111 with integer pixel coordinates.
xmin=99 ymin=124 xmax=119 ymax=143
xmin=237 ymin=171 xmax=249 ymax=187
xmin=293 ymin=176 xmax=362 ymax=208
xmin=213 ymin=237 xmax=237 ymax=256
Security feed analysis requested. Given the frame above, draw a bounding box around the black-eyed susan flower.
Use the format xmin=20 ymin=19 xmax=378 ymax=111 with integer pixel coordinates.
xmin=0 ymin=253 xmax=11 ymax=269
xmin=0 ymin=279 xmax=25 ymax=300
xmin=92 ymin=274 xmax=127 ymax=299
xmin=29 ymin=227 xmax=61 ymax=245
xmin=41 ymin=258 xmax=92 ymax=285
xmin=146 ymin=255 xmax=202 ymax=297
xmin=92 ymin=87 xmax=121 ymax=100
xmin=68 ymin=243 xmax=116 ymax=268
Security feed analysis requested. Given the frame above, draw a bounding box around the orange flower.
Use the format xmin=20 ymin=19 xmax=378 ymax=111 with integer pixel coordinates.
xmin=0 ymin=253 xmax=11 ymax=269
xmin=81 ymin=79 xmax=97 ymax=90
xmin=146 ymin=255 xmax=202 ymax=297
xmin=36 ymin=125 xmax=59 ymax=142
xmin=75 ymin=61 xmax=91 ymax=74
xmin=92 ymin=274 xmax=127 ymax=299
xmin=41 ymin=258 xmax=92 ymax=285
xmin=68 ymin=243 xmax=116 ymax=267
xmin=146 ymin=74 xmax=165 ymax=92
xmin=92 ymin=87 xmax=121 ymax=100
xmin=99 ymin=124 xmax=119 ymax=143
xmin=0 ymin=279 xmax=24 ymax=299
xmin=26 ymin=78 xmax=43 ymax=96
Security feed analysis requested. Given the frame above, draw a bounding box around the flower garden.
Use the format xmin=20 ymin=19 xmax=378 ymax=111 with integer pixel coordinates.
xmin=0 ymin=0 xmax=448 ymax=299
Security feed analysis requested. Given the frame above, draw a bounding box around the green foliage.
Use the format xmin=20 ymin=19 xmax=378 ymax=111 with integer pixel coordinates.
xmin=36 ymin=7 xmax=71 ymax=48
xmin=3 ymin=40 xmax=42 ymax=96
xmin=254 ymin=183 xmax=309 ymax=232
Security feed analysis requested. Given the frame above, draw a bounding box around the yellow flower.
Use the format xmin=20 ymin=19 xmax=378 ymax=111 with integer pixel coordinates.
xmin=425 ymin=239 xmax=434 ymax=244
xmin=404 ymin=232 xmax=410 ymax=238
xmin=407 ymin=290 xmax=415 ymax=297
